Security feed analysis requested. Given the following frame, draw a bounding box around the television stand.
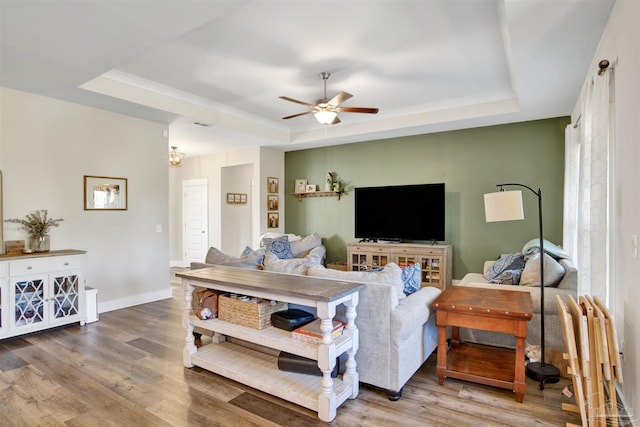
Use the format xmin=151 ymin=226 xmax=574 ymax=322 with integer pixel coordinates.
xmin=347 ymin=241 xmax=452 ymax=290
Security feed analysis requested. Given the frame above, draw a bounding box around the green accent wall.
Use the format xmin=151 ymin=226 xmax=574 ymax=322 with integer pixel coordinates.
xmin=284 ymin=117 xmax=570 ymax=280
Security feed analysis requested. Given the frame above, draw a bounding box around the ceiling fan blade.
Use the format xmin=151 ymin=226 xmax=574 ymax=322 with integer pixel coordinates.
xmin=328 ymin=91 xmax=353 ymax=107
xmin=282 ymin=111 xmax=314 ymax=120
xmin=279 ymin=96 xmax=315 ymax=107
xmin=336 ymin=106 xmax=379 ymax=114
xmin=331 ymin=115 xmax=341 ymax=125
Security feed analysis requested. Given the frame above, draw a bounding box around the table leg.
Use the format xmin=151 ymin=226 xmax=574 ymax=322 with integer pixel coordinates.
xmin=514 ymin=319 xmax=527 ymax=403
xmin=451 ymin=325 xmax=460 ymax=348
xmin=435 ymin=312 xmax=447 ymax=385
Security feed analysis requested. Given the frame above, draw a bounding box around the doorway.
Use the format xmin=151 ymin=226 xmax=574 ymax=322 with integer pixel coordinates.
xmin=182 ymin=179 xmax=208 ymax=265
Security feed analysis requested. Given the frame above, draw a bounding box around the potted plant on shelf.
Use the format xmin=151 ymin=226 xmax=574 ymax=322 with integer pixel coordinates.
xmin=326 ymin=172 xmax=344 ymax=193
xmin=5 ymin=209 xmax=64 ymax=252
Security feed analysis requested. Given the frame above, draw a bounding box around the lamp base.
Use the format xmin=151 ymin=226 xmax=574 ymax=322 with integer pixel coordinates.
xmin=526 ymin=362 xmax=560 ymax=390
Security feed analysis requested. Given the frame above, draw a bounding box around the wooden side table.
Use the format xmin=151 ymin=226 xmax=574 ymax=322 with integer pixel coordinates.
xmin=431 ymin=286 xmax=532 ymax=402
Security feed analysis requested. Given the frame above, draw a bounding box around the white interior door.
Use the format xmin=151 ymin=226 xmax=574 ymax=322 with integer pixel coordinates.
xmin=183 ymin=179 xmax=208 ymax=265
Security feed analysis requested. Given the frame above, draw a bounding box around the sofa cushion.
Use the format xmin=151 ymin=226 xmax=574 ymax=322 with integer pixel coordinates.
xmin=262 ymin=235 xmax=294 ymax=259
xmin=521 ymin=251 xmax=565 ymax=287
xmin=484 ymin=253 xmax=526 ymax=284
xmin=204 ymin=246 xmax=264 ymax=269
xmin=401 ymin=262 xmax=422 ymax=295
xmin=260 ymin=232 xmax=301 ymax=243
xmin=263 ymin=246 xmax=326 ymax=275
xmin=290 ymin=232 xmax=323 ymax=258
xmin=307 ymin=263 xmax=406 ymax=300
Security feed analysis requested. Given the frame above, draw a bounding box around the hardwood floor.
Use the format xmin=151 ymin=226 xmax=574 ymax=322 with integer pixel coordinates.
xmin=0 ymin=269 xmax=586 ymax=426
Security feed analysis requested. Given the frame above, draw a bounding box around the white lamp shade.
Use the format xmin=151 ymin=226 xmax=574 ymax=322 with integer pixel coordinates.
xmin=484 ymin=190 xmax=525 ymax=222
xmin=315 ymin=110 xmax=337 ymax=124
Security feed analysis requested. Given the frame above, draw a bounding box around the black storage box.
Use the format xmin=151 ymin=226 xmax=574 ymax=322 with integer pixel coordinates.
xmin=277 ymin=351 xmax=347 ymax=378
xmin=270 ymin=308 xmax=315 ymax=331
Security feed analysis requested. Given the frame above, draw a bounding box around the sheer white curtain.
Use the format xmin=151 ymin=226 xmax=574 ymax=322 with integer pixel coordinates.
xmin=563 ymin=70 xmax=612 ymax=302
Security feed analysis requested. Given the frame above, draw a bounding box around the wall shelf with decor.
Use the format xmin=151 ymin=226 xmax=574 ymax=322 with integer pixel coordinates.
xmin=294 ymin=191 xmax=341 ymax=202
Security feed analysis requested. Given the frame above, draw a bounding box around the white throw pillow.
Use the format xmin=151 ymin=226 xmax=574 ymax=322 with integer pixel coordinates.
xmin=307 ymin=263 xmax=406 ymax=300
xmin=290 ymin=232 xmax=323 ymax=258
xmin=204 ymin=247 xmax=264 ymax=269
xmin=263 ymin=246 xmax=326 ymax=275
xmin=520 ymin=251 xmax=565 ymax=287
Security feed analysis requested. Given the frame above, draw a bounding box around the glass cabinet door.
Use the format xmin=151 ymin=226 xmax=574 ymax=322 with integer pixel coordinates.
xmin=14 ymin=278 xmax=46 ymax=327
xmin=52 ymin=273 xmax=80 ymax=319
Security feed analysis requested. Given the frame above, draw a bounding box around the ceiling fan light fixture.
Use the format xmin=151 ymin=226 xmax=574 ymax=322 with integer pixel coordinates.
xmin=315 ymin=110 xmax=337 ymax=125
xmin=169 ymin=146 xmax=185 ymax=167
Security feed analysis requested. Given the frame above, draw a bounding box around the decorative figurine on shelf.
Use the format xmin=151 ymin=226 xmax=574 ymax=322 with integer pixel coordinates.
xmin=325 ymin=172 xmax=333 ymax=192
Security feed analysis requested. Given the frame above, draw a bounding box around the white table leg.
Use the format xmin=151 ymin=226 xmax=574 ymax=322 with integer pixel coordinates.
xmin=182 ymin=279 xmax=196 ymax=367
xmin=343 ymin=293 xmax=360 ymax=398
xmin=317 ymin=302 xmax=337 ymax=422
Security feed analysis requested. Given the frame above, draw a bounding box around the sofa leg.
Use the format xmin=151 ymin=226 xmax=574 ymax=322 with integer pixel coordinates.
xmin=386 ymin=389 xmax=402 ymax=401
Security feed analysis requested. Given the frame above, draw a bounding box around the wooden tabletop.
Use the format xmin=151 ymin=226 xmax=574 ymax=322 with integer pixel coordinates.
xmin=177 ymin=265 xmax=363 ymax=303
xmin=432 ymin=286 xmax=532 ymax=320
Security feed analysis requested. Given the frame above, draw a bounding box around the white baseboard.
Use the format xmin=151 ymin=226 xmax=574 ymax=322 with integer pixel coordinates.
xmin=97 ymin=288 xmax=173 ymax=314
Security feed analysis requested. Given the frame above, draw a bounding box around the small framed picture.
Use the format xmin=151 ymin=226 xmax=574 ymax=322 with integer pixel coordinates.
xmin=267 ymin=212 xmax=279 ymax=229
xmin=84 ymin=175 xmax=128 ymax=210
xmin=295 ymin=179 xmax=307 ymax=194
xmin=240 ymin=194 xmax=247 ymax=204
xmin=234 ymin=194 xmax=241 ymax=203
xmin=267 ymin=195 xmax=279 ymax=211
xmin=306 ymin=184 xmax=316 ymax=193
xmin=267 ymin=177 xmax=279 ymax=193
xmin=227 ymin=193 xmax=235 ymax=204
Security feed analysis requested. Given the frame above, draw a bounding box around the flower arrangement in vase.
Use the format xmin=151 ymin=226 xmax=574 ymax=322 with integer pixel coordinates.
xmin=5 ymin=209 xmax=64 ymax=252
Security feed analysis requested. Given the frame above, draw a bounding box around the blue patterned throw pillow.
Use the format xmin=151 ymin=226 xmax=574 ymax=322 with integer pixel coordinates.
xmin=485 ymin=253 xmax=526 ymax=284
xmin=401 ymin=262 xmax=422 ymax=295
xmin=262 ymin=235 xmax=294 ymax=259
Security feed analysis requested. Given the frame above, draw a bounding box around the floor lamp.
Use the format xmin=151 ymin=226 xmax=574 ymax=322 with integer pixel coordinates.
xmin=484 ymin=183 xmax=560 ymax=389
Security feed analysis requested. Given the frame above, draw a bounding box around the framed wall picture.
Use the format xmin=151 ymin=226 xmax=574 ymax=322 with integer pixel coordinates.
xmin=267 ymin=195 xmax=279 ymax=211
xmin=295 ymin=179 xmax=307 ymax=194
xmin=267 ymin=177 xmax=279 ymax=193
xmin=227 ymin=193 xmax=235 ymax=204
xmin=267 ymin=212 xmax=279 ymax=229
xmin=84 ymin=175 xmax=128 ymax=210
xmin=306 ymin=184 xmax=316 ymax=193
xmin=240 ymin=194 xmax=247 ymax=204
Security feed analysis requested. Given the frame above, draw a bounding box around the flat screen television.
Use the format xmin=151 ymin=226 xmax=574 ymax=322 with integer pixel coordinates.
xmin=354 ymin=183 xmax=445 ymax=242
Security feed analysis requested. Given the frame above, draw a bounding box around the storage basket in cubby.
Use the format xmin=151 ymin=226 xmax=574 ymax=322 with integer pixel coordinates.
xmin=218 ymin=295 xmax=288 ymax=329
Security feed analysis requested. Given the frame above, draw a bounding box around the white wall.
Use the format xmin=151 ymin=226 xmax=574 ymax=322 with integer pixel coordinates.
xmin=579 ymin=0 xmax=640 ymax=414
xmin=0 ymin=87 xmax=171 ymax=312
xmin=221 ymin=163 xmax=253 ymax=256
xmin=169 ymin=146 xmax=284 ymax=265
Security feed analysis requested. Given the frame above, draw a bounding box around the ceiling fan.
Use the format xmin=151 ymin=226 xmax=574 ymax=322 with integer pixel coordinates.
xmin=280 ymin=72 xmax=379 ymax=125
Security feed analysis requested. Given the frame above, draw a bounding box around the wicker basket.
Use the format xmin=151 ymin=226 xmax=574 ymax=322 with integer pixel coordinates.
xmin=326 ymin=262 xmax=348 ymax=271
xmin=218 ymin=295 xmax=288 ymax=329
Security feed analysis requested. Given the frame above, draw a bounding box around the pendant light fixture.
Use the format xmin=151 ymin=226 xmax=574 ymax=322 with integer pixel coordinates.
xmin=169 ymin=146 xmax=185 ymax=167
